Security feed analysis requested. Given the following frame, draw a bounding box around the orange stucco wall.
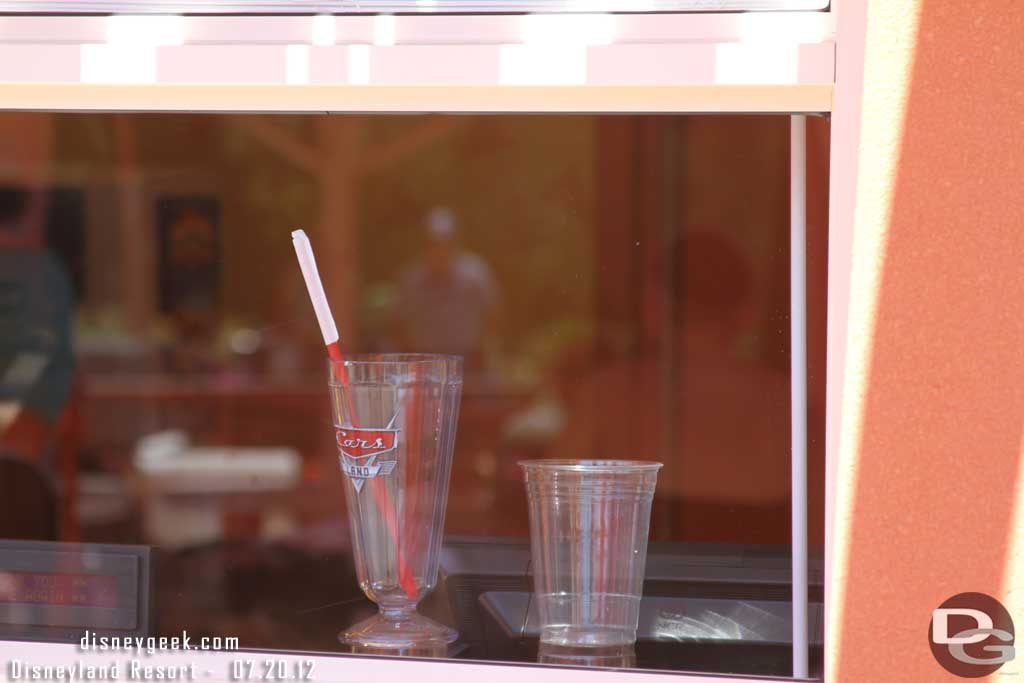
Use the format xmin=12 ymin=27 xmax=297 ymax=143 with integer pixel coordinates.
xmin=829 ymin=1 xmax=1024 ymax=681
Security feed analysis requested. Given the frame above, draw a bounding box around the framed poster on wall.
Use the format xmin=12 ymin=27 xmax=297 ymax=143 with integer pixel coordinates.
xmin=156 ymin=195 xmax=220 ymax=318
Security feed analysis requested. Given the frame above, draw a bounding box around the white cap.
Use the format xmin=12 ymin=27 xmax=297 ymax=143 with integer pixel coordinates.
xmin=426 ymin=207 xmax=456 ymax=241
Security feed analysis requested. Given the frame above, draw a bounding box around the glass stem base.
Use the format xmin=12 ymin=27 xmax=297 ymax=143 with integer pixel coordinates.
xmin=339 ymin=608 xmax=458 ymax=656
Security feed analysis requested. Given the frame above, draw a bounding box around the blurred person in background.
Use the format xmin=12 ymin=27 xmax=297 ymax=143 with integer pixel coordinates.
xmin=0 ymin=186 xmax=76 ymax=464
xmin=392 ymin=207 xmax=501 ymax=374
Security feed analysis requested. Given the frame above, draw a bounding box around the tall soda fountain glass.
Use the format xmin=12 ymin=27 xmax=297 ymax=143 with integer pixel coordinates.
xmin=328 ymin=354 xmax=463 ymax=653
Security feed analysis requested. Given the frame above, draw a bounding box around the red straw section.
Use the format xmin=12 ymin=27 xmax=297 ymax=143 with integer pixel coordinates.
xmin=401 ymin=364 xmax=422 ymax=563
xmin=328 ymin=342 xmax=418 ymax=600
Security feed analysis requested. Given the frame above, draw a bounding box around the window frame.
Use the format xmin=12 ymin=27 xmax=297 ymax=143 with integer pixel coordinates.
xmin=0 ymin=5 xmax=851 ymax=682
xmin=0 ymin=12 xmax=833 ymax=112
xmin=0 ymin=0 xmax=831 ymax=11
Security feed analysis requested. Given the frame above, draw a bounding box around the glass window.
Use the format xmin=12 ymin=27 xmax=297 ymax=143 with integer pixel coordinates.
xmin=0 ymin=112 xmax=828 ymax=677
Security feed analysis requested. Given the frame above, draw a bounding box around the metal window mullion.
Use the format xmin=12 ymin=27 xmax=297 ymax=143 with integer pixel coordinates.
xmin=790 ymin=114 xmax=809 ymax=680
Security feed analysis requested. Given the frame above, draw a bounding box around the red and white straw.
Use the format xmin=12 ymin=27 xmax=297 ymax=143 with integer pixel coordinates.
xmin=291 ymin=229 xmax=417 ymax=599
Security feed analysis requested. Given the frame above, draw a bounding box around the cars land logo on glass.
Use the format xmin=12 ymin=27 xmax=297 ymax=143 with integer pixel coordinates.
xmin=335 ymin=427 xmax=399 ymax=492
xmin=929 ymin=592 xmax=1016 ymax=677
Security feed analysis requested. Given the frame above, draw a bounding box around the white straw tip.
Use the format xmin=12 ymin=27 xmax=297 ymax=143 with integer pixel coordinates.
xmin=291 ymin=227 xmax=339 ymax=346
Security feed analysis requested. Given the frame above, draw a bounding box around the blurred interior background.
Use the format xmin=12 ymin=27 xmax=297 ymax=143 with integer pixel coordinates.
xmin=0 ymin=112 xmax=828 ymax=663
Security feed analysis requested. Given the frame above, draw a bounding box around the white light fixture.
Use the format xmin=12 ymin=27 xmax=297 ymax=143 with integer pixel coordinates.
xmin=81 ymin=44 xmax=157 ymax=83
xmin=715 ymin=43 xmax=799 ymax=84
xmin=498 ymin=44 xmax=587 ymax=85
xmin=737 ymin=12 xmax=830 ymax=44
xmin=106 ymin=14 xmax=185 ymax=46
xmin=373 ymin=15 xmax=396 ymax=46
xmin=311 ymin=14 xmax=335 ymax=46
xmin=286 ymin=44 xmax=310 ymax=84
xmin=522 ymin=13 xmax=614 ymax=46
xmin=347 ymin=45 xmax=371 ymax=84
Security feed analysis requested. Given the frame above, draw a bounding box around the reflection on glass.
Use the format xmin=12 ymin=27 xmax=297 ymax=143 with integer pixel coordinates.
xmin=0 ymin=187 xmax=75 ymax=462
xmin=392 ymin=208 xmax=500 ymax=376
xmin=652 ymin=602 xmax=791 ymax=643
xmin=538 ymin=642 xmax=636 ymax=668
xmin=0 ymin=112 xmax=828 ymax=676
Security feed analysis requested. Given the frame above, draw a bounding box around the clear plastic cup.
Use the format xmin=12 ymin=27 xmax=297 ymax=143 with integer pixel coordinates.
xmin=520 ymin=459 xmax=662 ymax=649
xmin=328 ymin=354 xmax=462 ymax=652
